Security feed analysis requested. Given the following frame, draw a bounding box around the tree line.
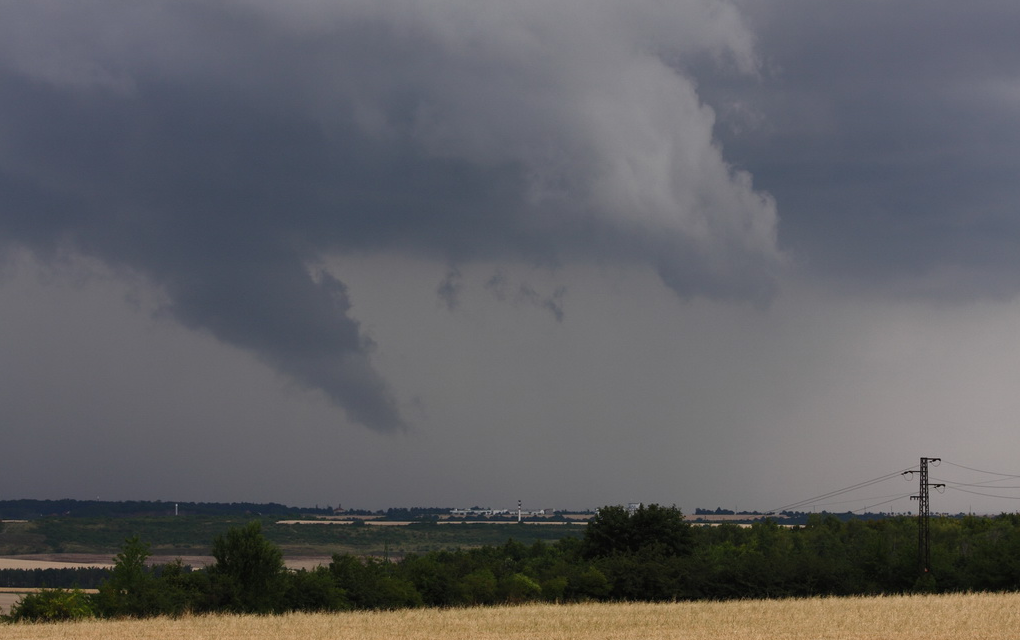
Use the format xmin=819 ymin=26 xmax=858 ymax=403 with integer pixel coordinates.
xmin=7 ymin=505 xmax=1020 ymax=622
xmin=0 ymin=567 xmax=109 ymax=589
xmin=0 ymin=499 xmax=330 ymax=520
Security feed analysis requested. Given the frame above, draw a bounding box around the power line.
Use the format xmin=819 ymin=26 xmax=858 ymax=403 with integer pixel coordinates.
xmin=934 ymin=478 xmax=1020 ymax=489
xmin=767 ymin=467 xmax=915 ymax=514
xmin=810 ymin=491 xmax=916 ymax=509
xmin=941 ymin=460 xmax=1020 ymax=478
xmin=934 ymin=460 xmax=1020 ymax=504
xmin=943 ymin=487 xmax=1020 ymax=500
xmin=768 ymin=459 xmax=1020 ymax=519
xmin=851 ymin=493 xmax=917 ymax=514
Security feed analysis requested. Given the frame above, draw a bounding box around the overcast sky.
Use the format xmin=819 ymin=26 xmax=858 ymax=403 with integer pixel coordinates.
xmin=3 ymin=0 xmax=1020 ymax=515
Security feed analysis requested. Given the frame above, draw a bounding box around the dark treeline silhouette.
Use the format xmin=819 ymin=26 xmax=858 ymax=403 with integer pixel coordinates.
xmin=383 ymin=507 xmax=452 ymax=520
xmin=0 ymin=567 xmax=110 ymax=589
xmin=8 ymin=506 xmax=1020 ymax=622
xmin=0 ymin=499 xmax=332 ymax=520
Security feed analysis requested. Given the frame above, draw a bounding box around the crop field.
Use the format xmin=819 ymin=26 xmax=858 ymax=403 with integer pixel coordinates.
xmin=5 ymin=592 xmax=1020 ymax=640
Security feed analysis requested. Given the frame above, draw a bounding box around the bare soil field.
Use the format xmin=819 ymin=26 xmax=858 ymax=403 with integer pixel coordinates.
xmin=4 ymin=593 xmax=1020 ymax=639
xmin=0 ymin=593 xmax=22 ymax=615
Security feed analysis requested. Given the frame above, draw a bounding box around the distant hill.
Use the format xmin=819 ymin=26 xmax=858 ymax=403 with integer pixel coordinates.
xmin=0 ymin=499 xmax=333 ymax=520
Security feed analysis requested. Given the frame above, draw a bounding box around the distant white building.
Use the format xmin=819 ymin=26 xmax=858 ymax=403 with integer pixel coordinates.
xmin=450 ymin=507 xmax=548 ymax=517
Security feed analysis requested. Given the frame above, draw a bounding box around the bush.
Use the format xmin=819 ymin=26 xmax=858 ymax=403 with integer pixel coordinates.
xmin=6 ymin=588 xmax=96 ymax=622
xmin=500 ymin=572 xmax=542 ymax=603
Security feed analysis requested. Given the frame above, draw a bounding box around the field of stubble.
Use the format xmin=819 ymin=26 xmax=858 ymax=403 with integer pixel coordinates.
xmin=4 ymin=592 xmax=1020 ymax=640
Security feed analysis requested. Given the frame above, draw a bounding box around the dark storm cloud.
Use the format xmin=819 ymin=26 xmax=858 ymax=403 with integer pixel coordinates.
xmin=0 ymin=1 xmax=783 ymax=431
xmin=0 ymin=68 xmax=408 ymax=432
xmin=436 ymin=268 xmax=463 ymax=312
xmin=517 ymin=284 xmax=567 ymax=324
xmin=484 ymin=270 xmax=566 ymax=322
xmin=705 ymin=0 xmax=1020 ymax=297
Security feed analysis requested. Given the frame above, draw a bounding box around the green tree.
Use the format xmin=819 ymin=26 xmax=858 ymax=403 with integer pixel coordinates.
xmin=95 ymin=536 xmax=160 ymax=617
xmin=209 ymin=521 xmax=286 ymax=613
xmin=460 ymin=568 xmax=498 ymax=605
xmin=151 ymin=558 xmax=207 ymax=615
xmin=582 ymin=504 xmax=695 ymax=600
xmin=582 ymin=505 xmax=634 ymax=559
xmin=583 ymin=504 xmax=693 ymax=558
xmin=283 ymin=567 xmax=348 ymax=612
xmin=566 ymin=566 xmax=610 ymax=600
xmin=399 ymin=554 xmax=459 ymax=607
xmin=629 ymin=504 xmax=695 ymax=556
xmin=328 ymin=553 xmax=422 ymax=610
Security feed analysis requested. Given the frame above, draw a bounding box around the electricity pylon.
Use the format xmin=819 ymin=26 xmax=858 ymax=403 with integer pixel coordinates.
xmin=903 ymin=457 xmax=944 ymax=574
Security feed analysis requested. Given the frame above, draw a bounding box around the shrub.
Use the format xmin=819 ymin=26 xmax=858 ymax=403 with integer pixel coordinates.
xmin=6 ymin=588 xmax=96 ymax=623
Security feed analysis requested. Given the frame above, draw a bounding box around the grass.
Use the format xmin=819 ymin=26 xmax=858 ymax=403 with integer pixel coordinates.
xmin=4 ymin=593 xmax=1020 ymax=639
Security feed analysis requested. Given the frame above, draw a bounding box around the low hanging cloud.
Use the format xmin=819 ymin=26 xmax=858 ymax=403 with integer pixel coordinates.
xmin=0 ymin=0 xmax=782 ymax=432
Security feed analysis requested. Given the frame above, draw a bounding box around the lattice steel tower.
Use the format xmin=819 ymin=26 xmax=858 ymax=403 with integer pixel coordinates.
xmin=903 ymin=457 xmax=944 ymax=574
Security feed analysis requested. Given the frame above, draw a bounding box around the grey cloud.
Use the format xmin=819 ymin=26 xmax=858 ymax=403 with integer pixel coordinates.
xmin=484 ymin=271 xmax=566 ymax=321
xmin=168 ymin=260 xmax=404 ymax=432
xmin=519 ymin=284 xmax=567 ymax=323
xmin=436 ymin=268 xmax=463 ymax=311
xmin=484 ymin=271 xmax=509 ymax=303
xmin=703 ymin=0 xmax=1020 ymax=298
xmin=0 ymin=1 xmax=783 ymax=431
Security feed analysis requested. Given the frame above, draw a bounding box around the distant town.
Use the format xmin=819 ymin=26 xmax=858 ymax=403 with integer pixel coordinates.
xmin=0 ymin=498 xmax=930 ymax=526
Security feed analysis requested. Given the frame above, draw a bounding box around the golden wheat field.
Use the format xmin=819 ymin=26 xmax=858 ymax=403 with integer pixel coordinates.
xmin=4 ymin=593 xmax=1020 ymax=640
